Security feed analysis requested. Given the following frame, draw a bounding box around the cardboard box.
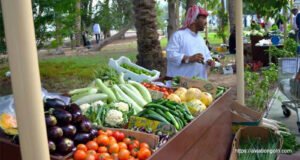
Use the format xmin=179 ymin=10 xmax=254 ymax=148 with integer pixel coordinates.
xmin=102 ymin=127 xmax=159 ymax=149
xmin=231 ymin=101 xmax=264 ymax=133
xmin=179 ymin=77 xmax=218 ymax=97
xmin=229 ymin=126 xmax=283 ymax=160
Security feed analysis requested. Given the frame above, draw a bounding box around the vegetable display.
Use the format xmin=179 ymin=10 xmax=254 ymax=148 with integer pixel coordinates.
xmin=141 ymin=82 xmax=174 ymax=98
xmin=73 ymin=129 xmax=152 ymax=160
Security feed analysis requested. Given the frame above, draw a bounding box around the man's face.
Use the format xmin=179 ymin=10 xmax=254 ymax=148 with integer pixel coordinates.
xmin=292 ymin=10 xmax=298 ymax=15
xmin=195 ymin=16 xmax=207 ymax=31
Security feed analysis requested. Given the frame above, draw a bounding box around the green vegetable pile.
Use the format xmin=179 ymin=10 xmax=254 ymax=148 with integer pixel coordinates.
xmin=121 ymin=63 xmax=155 ymax=77
xmin=137 ymin=99 xmax=194 ymax=131
xmin=238 ymin=133 xmax=280 ymax=160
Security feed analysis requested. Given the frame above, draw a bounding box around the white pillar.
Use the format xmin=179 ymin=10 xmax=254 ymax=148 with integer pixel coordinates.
xmin=235 ymin=0 xmax=245 ymax=105
xmin=1 ymin=0 xmax=50 ymax=160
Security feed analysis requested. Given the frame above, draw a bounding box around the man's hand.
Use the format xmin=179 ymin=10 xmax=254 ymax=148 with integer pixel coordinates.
xmin=189 ymin=53 xmax=204 ymax=63
xmin=207 ymin=59 xmax=215 ymax=67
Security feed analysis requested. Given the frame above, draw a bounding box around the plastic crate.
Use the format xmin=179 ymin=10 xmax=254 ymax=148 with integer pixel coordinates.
xmin=108 ymin=56 xmax=160 ymax=82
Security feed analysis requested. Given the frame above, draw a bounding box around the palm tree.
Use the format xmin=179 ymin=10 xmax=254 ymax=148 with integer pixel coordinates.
xmin=133 ymin=0 xmax=165 ymax=74
xmin=75 ymin=0 xmax=81 ymax=47
xmin=228 ymin=0 xmax=235 ymax=32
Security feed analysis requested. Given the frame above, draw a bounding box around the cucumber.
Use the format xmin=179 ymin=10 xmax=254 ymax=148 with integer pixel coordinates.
xmin=128 ymin=80 xmax=152 ymax=102
xmin=142 ymin=112 xmax=170 ymax=124
xmin=155 ymin=108 xmax=172 ymax=122
xmin=95 ymin=79 xmax=117 ymax=102
xmin=164 ymin=102 xmax=177 ymax=110
xmin=144 ymin=104 xmax=169 ymax=112
xmin=112 ymin=85 xmax=143 ymax=113
xmin=74 ymin=93 xmax=108 ymax=105
xmin=165 ymin=111 xmax=180 ymax=130
xmin=119 ymin=84 xmax=147 ymax=107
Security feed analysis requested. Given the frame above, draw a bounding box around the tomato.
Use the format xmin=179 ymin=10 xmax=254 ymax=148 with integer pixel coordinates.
xmin=105 ymin=129 xmax=113 ymax=136
xmin=85 ymin=154 xmax=96 ymax=160
xmin=86 ymin=141 xmax=98 ymax=151
xmin=97 ymin=146 xmax=108 ymax=153
xmin=108 ymin=143 xmax=119 ymax=154
xmin=128 ymin=156 xmax=135 ymax=160
xmin=118 ymin=142 xmax=128 ymax=150
xmin=87 ymin=150 xmax=97 ymax=156
xmin=139 ymin=143 xmax=150 ymax=149
xmin=77 ymin=144 xmax=88 ymax=152
xmin=130 ymin=148 xmax=138 ymax=157
xmin=112 ymin=131 xmax=125 ymax=142
xmin=137 ymin=148 xmax=151 ymax=160
xmin=97 ymin=153 xmax=110 ymax=160
xmin=128 ymin=142 xmax=138 ymax=151
xmin=97 ymin=135 xmax=110 ymax=146
xmin=74 ymin=150 xmax=87 ymax=160
xmin=133 ymin=140 xmax=140 ymax=146
xmin=123 ymin=138 xmax=131 ymax=145
xmin=98 ymin=130 xmax=107 ymax=136
xmin=111 ymin=153 xmax=118 ymax=159
xmin=108 ymin=136 xmax=117 ymax=145
xmin=118 ymin=149 xmax=130 ymax=160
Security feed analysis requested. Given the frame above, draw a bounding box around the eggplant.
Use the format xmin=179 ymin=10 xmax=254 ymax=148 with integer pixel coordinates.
xmin=67 ymin=103 xmax=81 ymax=113
xmin=79 ymin=120 xmax=92 ymax=133
xmin=57 ymin=138 xmax=74 ymax=154
xmin=61 ymin=125 xmax=77 ymax=138
xmin=52 ymin=109 xmax=72 ymax=125
xmin=45 ymin=115 xmax=57 ymax=127
xmin=73 ymin=133 xmax=91 ymax=145
xmin=89 ymin=129 xmax=98 ymax=139
xmin=71 ymin=111 xmax=83 ymax=124
xmin=48 ymin=141 xmax=56 ymax=153
xmin=48 ymin=126 xmax=63 ymax=140
xmin=44 ymin=98 xmax=66 ymax=110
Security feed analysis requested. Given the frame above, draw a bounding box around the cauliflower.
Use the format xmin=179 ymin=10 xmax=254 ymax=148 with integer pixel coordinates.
xmin=79 ymin=103 xmax=91 ymax=113
xmin=104 ymin=109 xmax=124 ymax=127
xmin=113 ymin=102 xmax=129 ymax=112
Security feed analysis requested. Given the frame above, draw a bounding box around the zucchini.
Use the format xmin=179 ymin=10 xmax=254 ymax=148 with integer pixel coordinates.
xmin=112 ymin=85 xmax=143 ymax=113
xmin=69 ymin=87 xmax=96 ymax=95
xmin=74 ymin=93 xmax=108 ymax=105
xmin=128 ymin=80 xmax=152 ymax=102
xmin=119 ymin=72 xmax=126 ymax=84
xmin=119 ymin=84 xmax=147 ymax=107
xmin=71 ymin=88 xmax=98 ymax=102
xmin=95 ymin=79 xmax=117 ymax=102
xmin=125 ymin=84 xmax=146 ymax=102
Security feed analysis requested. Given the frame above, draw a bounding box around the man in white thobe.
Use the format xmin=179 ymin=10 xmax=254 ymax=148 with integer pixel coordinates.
xmin=166 ymin=5 xmax=215 ymax=79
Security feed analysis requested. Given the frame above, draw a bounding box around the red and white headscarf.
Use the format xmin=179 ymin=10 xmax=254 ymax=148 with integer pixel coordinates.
xmin=181 ymin=5 xmax=209 ymax=29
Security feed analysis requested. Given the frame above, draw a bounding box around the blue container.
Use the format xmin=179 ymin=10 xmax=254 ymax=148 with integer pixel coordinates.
xmin=271 ymin=35 xmax=280 ymax=45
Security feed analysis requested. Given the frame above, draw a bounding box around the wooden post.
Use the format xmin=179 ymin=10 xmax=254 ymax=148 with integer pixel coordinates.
xmin=235 ymin=0 xmax=245 ymax=105
xmin=205 ymin=0 xmax=208 ymax=39
xmin=1 ymin=0 xmax=50 ymax=160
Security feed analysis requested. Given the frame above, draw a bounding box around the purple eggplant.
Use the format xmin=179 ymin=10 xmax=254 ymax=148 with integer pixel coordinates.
xmin=73 ymin=133 xmax=91 ymax=145
xmin=45 ymin=115 xmax=57 ymax=127
xmin=44 ymin=98 xmax=66 ymax=110
xmin=48 ymin=141 xmax=56 ymax=153
xmin=79 ymin=120 xmax=92 ymax=133
xmin=48 ymin=126 xmax=63 ymax=140
xmin=67 ymin=104 xmax=81 ymax=113
xmin=71 ymin=111 xmax=83 ymax=124
xmin=57 ymin=138 xmax=74 ymax=154
xmin=52 ymin=109 xmax=72 ymax=125
xmin=61 ymin=125 xmax=77 ymax=138
xmin=89 ymin=129 xmax=98 ymax=139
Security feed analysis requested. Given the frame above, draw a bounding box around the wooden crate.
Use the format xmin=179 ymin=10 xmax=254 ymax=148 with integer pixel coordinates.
xmin=149 ymin=89 xmax=233 ymax=160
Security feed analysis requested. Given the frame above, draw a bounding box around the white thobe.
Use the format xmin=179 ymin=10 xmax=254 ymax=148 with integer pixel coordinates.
xmin=166 ymin=28 xmax=212 ymax=79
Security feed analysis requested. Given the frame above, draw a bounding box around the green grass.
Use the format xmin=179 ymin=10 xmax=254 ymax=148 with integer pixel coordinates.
xmin=0 ymin=52 xmax=137 ymax=95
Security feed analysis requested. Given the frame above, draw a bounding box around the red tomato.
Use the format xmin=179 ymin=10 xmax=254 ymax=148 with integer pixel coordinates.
xmin=77 ymin=144 xmax=88 ymax=152
xmin=108 ymin=143 xmax=119 ymax=154
xmin=118 ymin=149 xmax=130 ymax=160
xmin=118 ymin=142 xmax=128 ymax=150
xmin=139 ymin=143 xmax=150 ymax=149
xmin=112 ymin=131 xmax=125 ymax=142
xmin=97 ymin=146 xmax=108 ymax=153
xmin=97 ymin=135 xmax=110 ymax=146
xmin=123 ymin=138 xmax=131 ymax=145
xmin=105 ymin=129 xmax=113 ymax=136
xmin=97 ymin=153 xmax=110 ymax=160
xmin=74 ymin=150 xmax=87 ymax=160
xmin=128 ymin=142 xmax=138 ymax=151
xmin=137 ymin=148 xmax=151 ymax=160
xmin=86 ymin=141 xmax=99 ymax=151
xmin=85 ymin=154 xmax=95 ymax=160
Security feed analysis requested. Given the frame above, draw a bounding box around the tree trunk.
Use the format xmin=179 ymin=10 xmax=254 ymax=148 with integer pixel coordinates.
xmin=168 ymin=0 xmax=179 ymax=39
xmin=220 ymin=0 xmax=227 ymax=44
xmin=185 ymin=0 xmax=197 ymax=12
xmin=228 ymin=0 xmax=235 ymax=32
xmin=75 ymin=0 xmax=81 ymax=47
xmin=133 ymin=0 xmax=166 ymax=74
xmin=92 ymin=23 xmax=132 ymax=51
